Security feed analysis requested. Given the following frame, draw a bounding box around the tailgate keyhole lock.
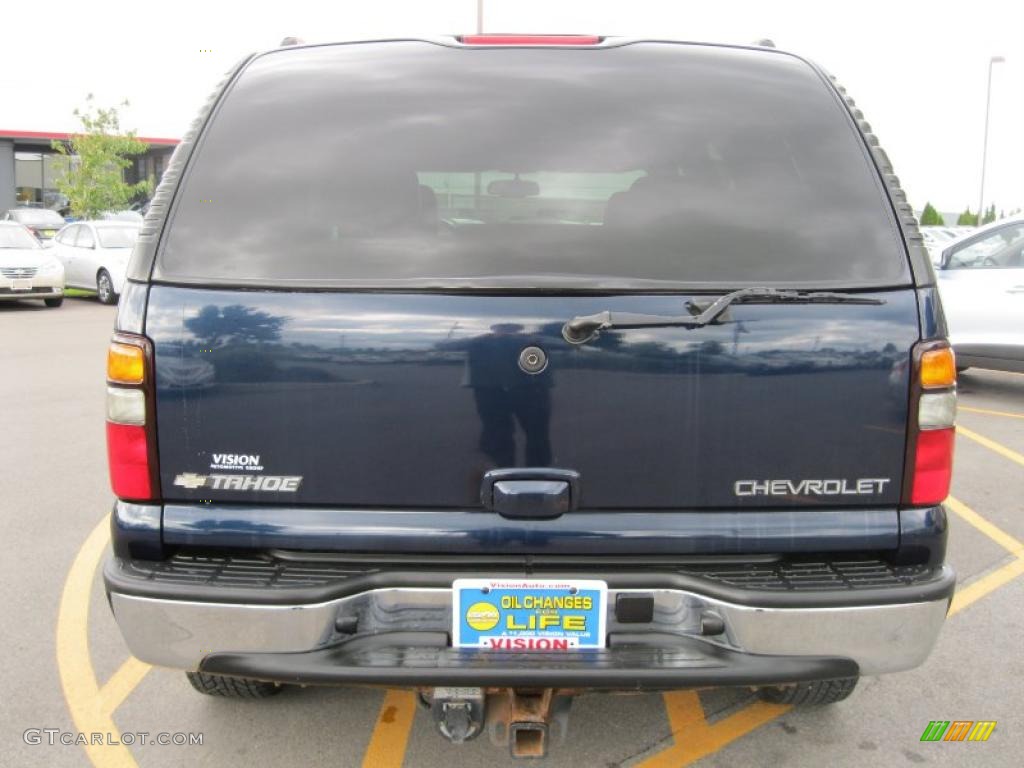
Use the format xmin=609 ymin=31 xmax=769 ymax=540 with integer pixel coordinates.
xmin=518 ymin=346 xmax=548 ymax=374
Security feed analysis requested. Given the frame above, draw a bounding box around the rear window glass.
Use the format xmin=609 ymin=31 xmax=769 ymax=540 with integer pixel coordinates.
xmin=158 ymin=42 xmax=906 ymax=289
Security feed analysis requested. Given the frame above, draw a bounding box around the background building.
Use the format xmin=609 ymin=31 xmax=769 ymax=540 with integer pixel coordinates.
xmin=0 ymin=129 xmax=178 ymax=213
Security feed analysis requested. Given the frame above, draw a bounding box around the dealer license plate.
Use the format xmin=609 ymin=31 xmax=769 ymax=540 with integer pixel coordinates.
xmin=452 ymin=578 xmax=607 ymax=650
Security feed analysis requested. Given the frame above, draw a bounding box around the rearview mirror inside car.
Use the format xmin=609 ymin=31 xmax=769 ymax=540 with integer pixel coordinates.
xmin=487 ymin=177 xmax=540 ymax=198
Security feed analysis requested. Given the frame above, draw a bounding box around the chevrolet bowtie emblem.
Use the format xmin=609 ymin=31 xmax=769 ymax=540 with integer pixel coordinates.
xmin=173 ymin=472 xmax=208 ymax=489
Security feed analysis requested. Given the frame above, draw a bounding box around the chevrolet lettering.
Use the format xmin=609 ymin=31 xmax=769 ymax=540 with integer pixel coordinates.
xmin=735 ymin=478 xmax=893 ymax=497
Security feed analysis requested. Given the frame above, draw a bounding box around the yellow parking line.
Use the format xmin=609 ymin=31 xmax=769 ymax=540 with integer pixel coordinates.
xmin=960 ymin=405 xmax=1024 ymax=420
xmin=98 ymin=657 xmax=152 ymax=716
xmin=361 ymin=689 xmax=418 ymax=768
xmin=638 ymin=691 xmax=707 ymax=768
xmin=949 ymin=558 xmax=1024 ymax=616
xmin=945 ymin=495 xmax=1024 ymax=616
xmin=637 ymin=690 xmax=789 ymax=767
xmin=635 ymin=494 xmax=1024 ymax=764
xmin=957 ymin=425 xmax=1024 ymax=469
xmin=56 ymin=516 xmax=140 ymax=768
xmin=946 ymin=496 xmax=1024 ymax=556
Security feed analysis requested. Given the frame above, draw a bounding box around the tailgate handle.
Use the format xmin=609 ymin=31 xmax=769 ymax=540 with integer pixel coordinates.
xmin=481 ymin=469 xmax=580 ymax=519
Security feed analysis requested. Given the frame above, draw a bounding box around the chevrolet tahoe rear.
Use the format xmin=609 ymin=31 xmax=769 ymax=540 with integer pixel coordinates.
xmin=102 ymin=35 xmax=955 ymax=756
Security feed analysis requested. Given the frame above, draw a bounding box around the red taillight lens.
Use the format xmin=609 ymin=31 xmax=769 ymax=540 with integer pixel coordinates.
xmin=911 ymin=428 xmax=955 ymax=505
xmin=107 ymin=422 xmax=152 ymax=499
xmin=105 ymin=333 xmax=158 ymax=501
xmin=904 ymin=340 xmax=956 ymax=506
xmin=459 ymin=34 xmax=601 ymax=45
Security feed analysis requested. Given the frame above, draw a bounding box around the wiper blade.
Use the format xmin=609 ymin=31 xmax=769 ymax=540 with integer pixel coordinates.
xmin=561 ymin=287 xmax=885 ymax=345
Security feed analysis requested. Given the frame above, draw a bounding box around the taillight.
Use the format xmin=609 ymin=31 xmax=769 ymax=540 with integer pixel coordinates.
xmin=905 ymin=342 xmax=956 ymax=505
xmin=106 ymin=333 xmax=159 ymax=501
xmin=108 ymin=342 xmax=146 ymax=384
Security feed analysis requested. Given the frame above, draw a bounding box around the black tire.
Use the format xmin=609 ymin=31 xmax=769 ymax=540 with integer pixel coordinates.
xmin=757 ymin=677 xmax=858 ymax=706
xmin=185 ymin=671 xmax=283 ymax=699
xmin=96 ymin=269 xmax=118 ymax=305
xmin=44 ymin=297 xmax=64 ymax=308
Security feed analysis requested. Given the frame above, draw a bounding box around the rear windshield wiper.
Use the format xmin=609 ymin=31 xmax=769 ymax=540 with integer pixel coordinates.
xmin=561 ymin=287 xmax=886 ymax=345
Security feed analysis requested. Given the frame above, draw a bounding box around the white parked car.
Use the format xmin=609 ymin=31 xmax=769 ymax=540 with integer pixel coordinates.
xmin=935 ymin=216 xmax=1024 ymax=373
xmin=51 ymin=221 xmax=140 ymax=304
xmin=101 ymin=210 xmax=145 ymax=223
xmin=0 ymin=222 xmax=65 ymax=307
xmin=2 ymin=207 xmax=67 ymax=245
xmin=920 ymin=226 xmax=961 ymax=265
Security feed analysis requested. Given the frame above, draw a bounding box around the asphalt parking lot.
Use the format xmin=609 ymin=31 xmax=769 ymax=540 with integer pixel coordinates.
xmin=3 ymin=297 xmax=1023 ymax=768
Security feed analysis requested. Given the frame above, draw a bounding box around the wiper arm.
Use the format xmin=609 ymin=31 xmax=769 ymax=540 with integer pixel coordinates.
xmin=561 ymin=287 xmax=885 ymax=345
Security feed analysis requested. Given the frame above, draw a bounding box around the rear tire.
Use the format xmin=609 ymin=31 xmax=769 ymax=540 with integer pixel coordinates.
xmin=756 ymin=677 xmax=858 ymax=706
xmin=185 ymin=671 xmax=283 ymax=699
xmin=97 ymin=269 xmax=117 ymax=305
xmin=44 ymin=297 xmax=64 ymax=308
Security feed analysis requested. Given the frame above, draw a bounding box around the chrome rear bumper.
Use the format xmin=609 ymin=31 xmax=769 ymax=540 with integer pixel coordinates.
xmin=108 ymin=570 xmax=953 ymax=679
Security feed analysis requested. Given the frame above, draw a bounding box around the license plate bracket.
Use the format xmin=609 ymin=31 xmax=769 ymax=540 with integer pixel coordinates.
xmin=452 ymin=578 xmax=607 ymax=650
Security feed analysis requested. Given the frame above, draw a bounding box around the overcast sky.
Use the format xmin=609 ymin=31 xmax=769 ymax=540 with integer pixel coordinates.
xmin=3 ymin=0 xmax=1020 ymax=214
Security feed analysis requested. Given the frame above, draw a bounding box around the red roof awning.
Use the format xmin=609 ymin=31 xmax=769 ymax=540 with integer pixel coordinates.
xmin=0 ymin=129 xmax=179 ymax=146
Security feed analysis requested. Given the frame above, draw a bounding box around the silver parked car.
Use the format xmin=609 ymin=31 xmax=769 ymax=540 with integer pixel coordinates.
xmin=50 ymin=221 xmax=141 ymax=304
xmin=3 ymin=207 xmax=67 ymax=244
xmin=920 ymin=226 xmax=962 ymax=265
xmin=935 ymin=216 xmax=1024 ymax=373
xmin=0 ymin=222 xmax=66 ymax=306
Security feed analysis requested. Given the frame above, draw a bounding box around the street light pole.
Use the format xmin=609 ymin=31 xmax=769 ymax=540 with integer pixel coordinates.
xmin=977 ymin=55 xmax=1005 ymax=226
xmin=477 ymin=0 xmax=483 ymax=34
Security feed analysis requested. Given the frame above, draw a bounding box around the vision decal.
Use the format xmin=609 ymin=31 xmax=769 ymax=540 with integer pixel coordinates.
xmin=209 ymin=453 xmax=264 ymax=471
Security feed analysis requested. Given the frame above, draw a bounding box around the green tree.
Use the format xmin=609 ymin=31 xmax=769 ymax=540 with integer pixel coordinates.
xmin=919 ymin=202 xmax=943 ymax=226
xmin=956 ymin=208 xmax=978 ymax=226
xmin=981 ymin=204 xmax=997 ymax=224
xmin=50 ymin=95 xmax=153 ymax=220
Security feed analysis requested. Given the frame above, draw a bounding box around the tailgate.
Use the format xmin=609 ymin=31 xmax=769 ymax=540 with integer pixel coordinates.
xmin=148 ymin=285 xmax=917 ymax=509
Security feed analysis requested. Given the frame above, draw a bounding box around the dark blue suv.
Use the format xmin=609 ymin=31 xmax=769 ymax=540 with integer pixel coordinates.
xmin=103 ymin=35 xmax=956 ymax=756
